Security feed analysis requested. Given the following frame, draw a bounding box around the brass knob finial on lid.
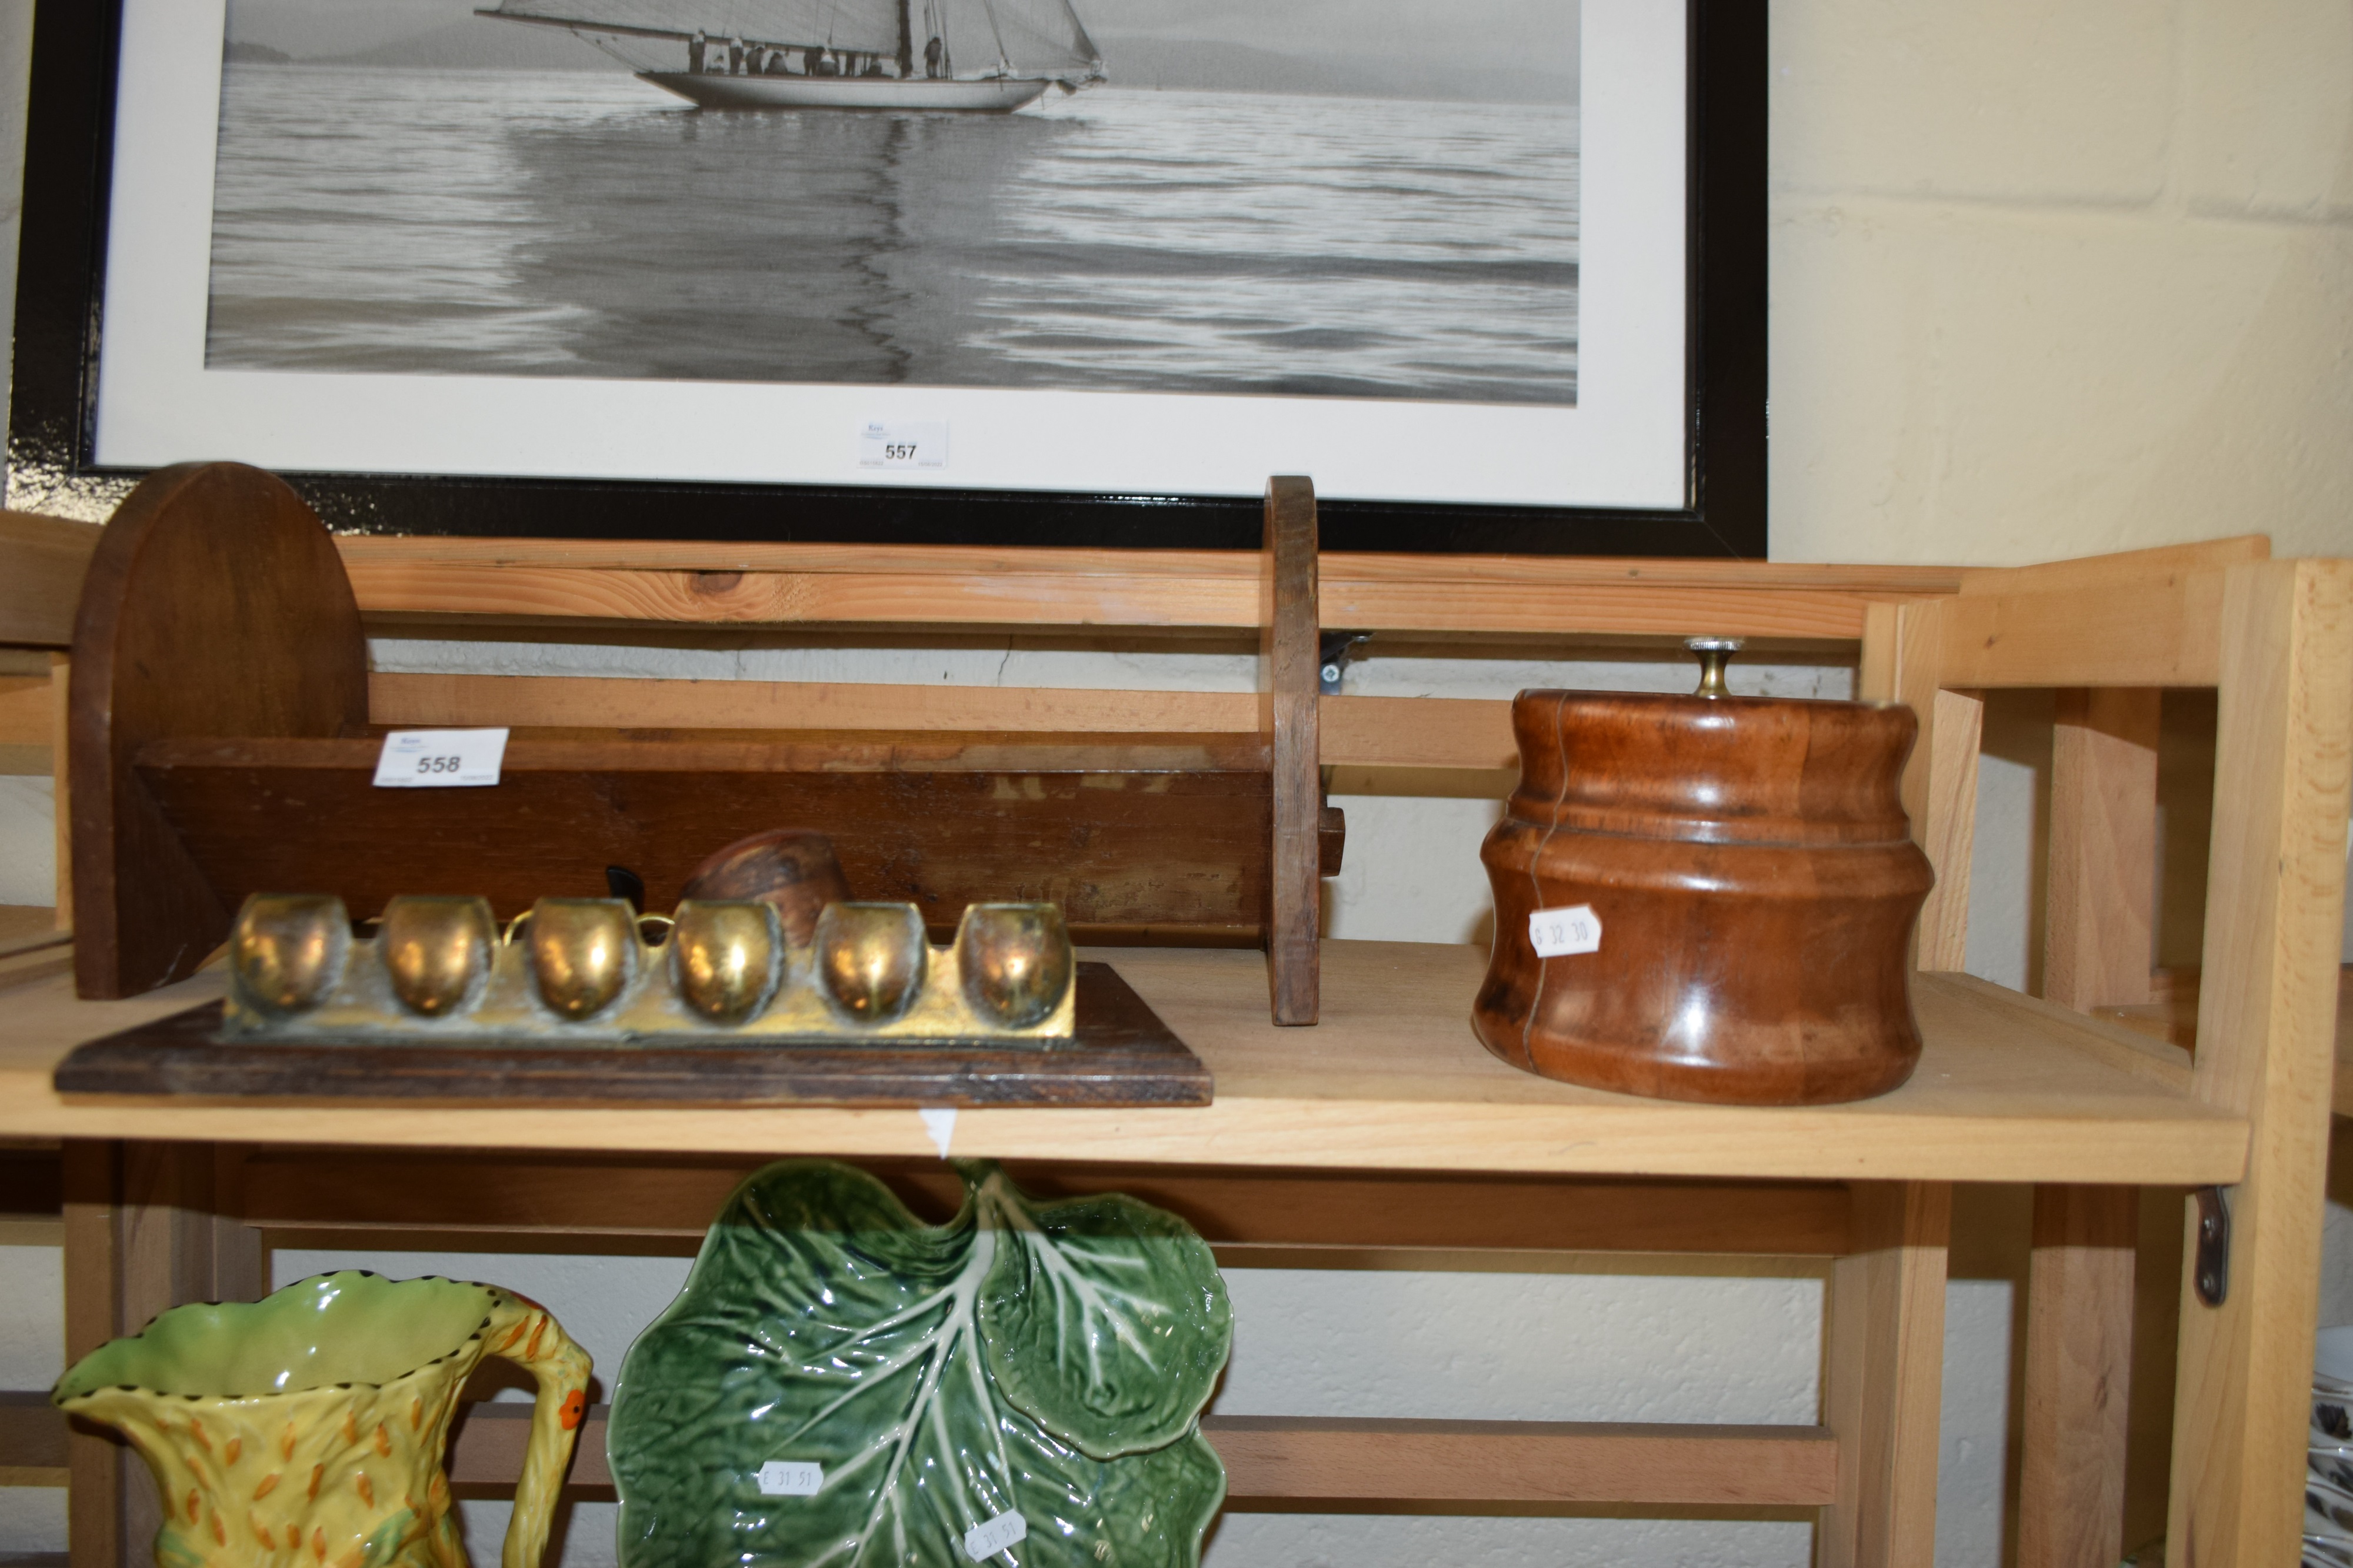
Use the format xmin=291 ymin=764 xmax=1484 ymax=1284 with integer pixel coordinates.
xmin=1687 ymin=637 xmax=1744 ymax=699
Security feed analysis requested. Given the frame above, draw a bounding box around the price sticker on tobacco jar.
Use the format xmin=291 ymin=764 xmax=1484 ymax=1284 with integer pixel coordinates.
xmin=858 ymin=420 xmax=948 ymax=469
xmin=961 ymin=1510 xmax=1027 ymax=1561
xmin=372 ymin=728 xmax=509 ymax=789
xmin=1528 ymin=903 xmax=1602 ymax=958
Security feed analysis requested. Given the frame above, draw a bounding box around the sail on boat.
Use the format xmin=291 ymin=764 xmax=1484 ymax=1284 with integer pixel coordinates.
xmin=476 ymin=0 xmax=1105 ymax=112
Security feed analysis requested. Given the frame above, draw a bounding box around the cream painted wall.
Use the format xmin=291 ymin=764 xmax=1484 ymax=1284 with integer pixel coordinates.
xmin=1769 ymin=0 xmax=2353 ymax=565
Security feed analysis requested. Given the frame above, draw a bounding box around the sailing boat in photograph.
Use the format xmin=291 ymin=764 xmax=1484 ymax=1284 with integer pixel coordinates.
xmin=478 ymin=0 xmax=1105 ymax=111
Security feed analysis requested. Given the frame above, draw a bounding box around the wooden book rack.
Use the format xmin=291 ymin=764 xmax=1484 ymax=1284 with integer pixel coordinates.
xmin=69 ymin=463 xmax=1338 ymax=1023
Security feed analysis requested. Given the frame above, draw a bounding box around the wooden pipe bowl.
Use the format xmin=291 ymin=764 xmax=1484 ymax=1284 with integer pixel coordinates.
xmin=1474 ymin=690 xmax=1934 ymax=1106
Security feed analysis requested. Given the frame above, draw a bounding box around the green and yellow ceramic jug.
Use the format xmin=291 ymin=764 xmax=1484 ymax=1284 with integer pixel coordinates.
xmin=53 ymin=1271 xmax=590 ymax=1568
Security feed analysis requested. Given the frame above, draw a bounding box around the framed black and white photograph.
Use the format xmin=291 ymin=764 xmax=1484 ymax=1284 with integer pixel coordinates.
xmin=9 ymin=0 xmax=1760 ymax=552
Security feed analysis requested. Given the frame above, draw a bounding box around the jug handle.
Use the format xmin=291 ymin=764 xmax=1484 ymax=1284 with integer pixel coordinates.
xmin=481 ymin=1291 xmax=594 ymax=1568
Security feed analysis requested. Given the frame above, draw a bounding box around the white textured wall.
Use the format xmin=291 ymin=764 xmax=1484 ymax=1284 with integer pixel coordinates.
xmin=0 ymin=776 xmax=54 ymax=904
xmin=0 ymin=1241 xmax=65 ymax=1552
xmin=1769 ymin=0 xmax=2353 ymax=566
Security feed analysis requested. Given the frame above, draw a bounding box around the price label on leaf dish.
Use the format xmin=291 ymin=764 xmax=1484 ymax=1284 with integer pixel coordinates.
xmin=1528 ymin=903 xmax=1602 ymax=958
xmin=371 ymin=728 xmax=509 ymax=788
xmin=755 ymin=1461 xmax=824 ymax=1497
xmin=962 ymin=1510 xmax=1027 ymax=1561
xmin=858 ymin=420 xmax=948 ymax=469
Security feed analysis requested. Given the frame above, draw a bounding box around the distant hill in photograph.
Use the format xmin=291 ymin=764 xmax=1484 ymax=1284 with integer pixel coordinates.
xmin=1093 ymin=35 xmax=1572 ymax=104
xmin=318 ymin=19 xmax=611 ymax=69
xmin=224 ymin=8 xmax=607 ymax=70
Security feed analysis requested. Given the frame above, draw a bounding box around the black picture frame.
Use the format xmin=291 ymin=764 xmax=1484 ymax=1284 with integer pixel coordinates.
xmin=7 ymin=0 xmax=1763 ymax=555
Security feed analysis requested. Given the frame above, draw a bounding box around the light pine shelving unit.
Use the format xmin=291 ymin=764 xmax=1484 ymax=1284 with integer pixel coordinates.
xmin=0 ymin=495 xmax=2344 ymax=1568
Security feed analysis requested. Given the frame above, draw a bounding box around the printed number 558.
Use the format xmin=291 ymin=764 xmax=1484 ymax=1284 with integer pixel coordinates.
xmin=415 ymin=755 xmax=460 ymax=774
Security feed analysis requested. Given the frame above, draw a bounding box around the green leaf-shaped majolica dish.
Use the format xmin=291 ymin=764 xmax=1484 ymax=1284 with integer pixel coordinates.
xmin=610 ymin=1159 xmax=1231 ymax=1568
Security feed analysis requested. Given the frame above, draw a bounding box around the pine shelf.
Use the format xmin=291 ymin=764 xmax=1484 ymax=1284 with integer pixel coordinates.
xmin=2 ymin=469 xmax=2342 ymax=1567
xmin=0 ymin=941 xmax=2241 ymax=1186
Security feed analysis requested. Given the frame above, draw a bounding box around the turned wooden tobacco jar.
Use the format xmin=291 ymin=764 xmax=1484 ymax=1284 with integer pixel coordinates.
xmin=1474 ymin=640 xmax=1934 ymax=1106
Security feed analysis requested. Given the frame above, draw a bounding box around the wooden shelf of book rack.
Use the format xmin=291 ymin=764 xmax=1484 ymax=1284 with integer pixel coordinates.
xmin=0 ymin=467 xmax=2341 ymax=1568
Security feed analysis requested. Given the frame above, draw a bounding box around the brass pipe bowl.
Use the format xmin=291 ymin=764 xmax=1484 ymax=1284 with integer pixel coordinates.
xmin=378 ymin=896 xmax=496 ymax=1017
xmin=671 ymin=900 xmax=781 ymax=1023
xmin=228 ymin=893 xmax=352 ymax=1016
xmin=958 ymin=904 xmax=1073 ymax=1029
xmin=526 ymin=898 xmax=640 ymax=1021
xmin=815 ymin=904 xmax=928 ymax=1024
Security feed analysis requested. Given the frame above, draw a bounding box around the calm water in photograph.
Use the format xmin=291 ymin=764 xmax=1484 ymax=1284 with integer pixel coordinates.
xmin=205 ymin=65 xmax=1577 ymax=403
